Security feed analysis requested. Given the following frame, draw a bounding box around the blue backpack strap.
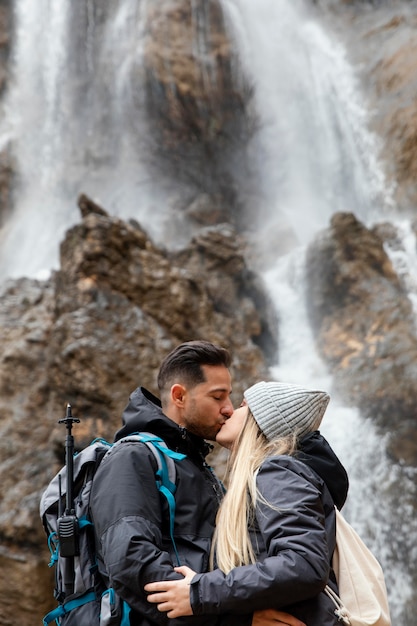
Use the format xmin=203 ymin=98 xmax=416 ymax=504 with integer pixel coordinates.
xmin=136 ymin=432 xmax=185 ymax=485
xmin=116 ymin=432 xmax=186 ymax=566
xmin=42 ymin=590 xmax=97 ymax=625
xmin=121 ymin=598 xmax=131 ymax=626
xmin=152 ymin=448 xmax=182 ymax=565
xmin=136 ymin=433 xmax=186 ymax=566
xmin=47 ymin=530 xmax=59 ymax=567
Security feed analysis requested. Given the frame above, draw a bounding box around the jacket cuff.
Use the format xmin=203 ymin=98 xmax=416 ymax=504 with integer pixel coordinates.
xmin=190 ymin=573 xmax=205 ymax=616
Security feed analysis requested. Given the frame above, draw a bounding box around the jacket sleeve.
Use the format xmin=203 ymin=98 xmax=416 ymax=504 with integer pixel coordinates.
xmin=90 ymin=441 xmax=186 ymax=624
xmin=190 ymin=456 xmax=331 ymax=615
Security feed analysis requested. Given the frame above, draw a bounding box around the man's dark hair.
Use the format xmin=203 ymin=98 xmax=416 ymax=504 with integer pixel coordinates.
xmin=157 ymin=340 xmax=231 ymax=395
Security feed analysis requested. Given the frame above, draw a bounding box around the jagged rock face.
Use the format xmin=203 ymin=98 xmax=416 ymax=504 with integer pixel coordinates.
xmin=363 ymin=14 xmax=417 ymax=208
xmin=325 ymin=1 xmax=417 ymax=210
xmin=305 ymin=212 xmax=417 ymax=464
xmin=144 ymin=0 xmax=241 ymax=144
xmin=0 ymin=278 xmax=57 ymax=624
xmin=0 ymin=203 xmax=276 ymax=626
xmin=142 ymin=0 xmax=255 ymax=222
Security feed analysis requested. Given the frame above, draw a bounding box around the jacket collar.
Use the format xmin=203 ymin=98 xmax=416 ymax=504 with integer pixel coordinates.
xmin=114 ymin=386 xmax=212 ymax=462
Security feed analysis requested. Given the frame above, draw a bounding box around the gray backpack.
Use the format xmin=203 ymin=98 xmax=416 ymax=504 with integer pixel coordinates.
xmin=40 ymin=432 xmax=185 ymax=626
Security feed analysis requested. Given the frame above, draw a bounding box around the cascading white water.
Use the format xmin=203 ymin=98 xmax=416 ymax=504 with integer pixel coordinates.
xmin=383 ymin=218 xmax=417 ymax=317
xmin=220 ymin=0 xmax=393 ymax=244
xmin=0 ymin=0 xmax=72 ymax=279
xmin=0 ymin=0 xmax=173 ymax=281
xmin=219 ymin=0 xmax=416 ymax=623
xmin=0 ymin=1 xmax=415 ymax=622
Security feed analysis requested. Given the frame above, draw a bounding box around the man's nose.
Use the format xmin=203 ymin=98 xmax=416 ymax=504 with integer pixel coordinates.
xmin=221 ymin=399 xmax=234 ymax=418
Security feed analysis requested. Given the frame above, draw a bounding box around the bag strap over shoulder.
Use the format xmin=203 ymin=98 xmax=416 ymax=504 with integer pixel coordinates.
xmin=42 ymin=591 xmax=97 ymax=626
xmin=116 ymin=432 xmax=185 ymax=484
xmin=325 ymin=506 xmax=391 ymax=626
xmin=111 ymin=432 xmax=186 ymax=566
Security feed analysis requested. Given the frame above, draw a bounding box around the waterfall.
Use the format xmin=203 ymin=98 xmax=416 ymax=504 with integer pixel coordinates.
xmin=0 ymin=1 xmax=415 ymax=622
xmin=220 ymin=0 xmax=393 ymax=246
xmin=0 ymin=0 xmax=172 ymax=281
xmin=219 ymin=0 xmax=414 ymax=623
xmin=0 ymin=0 xmax=72 ymax=280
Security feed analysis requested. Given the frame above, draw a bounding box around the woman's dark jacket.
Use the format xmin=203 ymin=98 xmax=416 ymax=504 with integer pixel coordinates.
xmin=190 ymin=431 xmax=349 ymax=626
xmin=89 ymin=387 xmax=224 ymax=626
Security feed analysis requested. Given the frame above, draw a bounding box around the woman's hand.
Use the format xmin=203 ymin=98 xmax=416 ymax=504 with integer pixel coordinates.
xmin=144 ymin=565 xmax=196 ymax=618
xmin=252 ymin=609 xmax=306 ymax=626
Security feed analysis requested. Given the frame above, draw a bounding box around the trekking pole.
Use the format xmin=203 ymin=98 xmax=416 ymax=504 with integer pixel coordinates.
xmin=57 ymin=403 xmax=80 ymax=595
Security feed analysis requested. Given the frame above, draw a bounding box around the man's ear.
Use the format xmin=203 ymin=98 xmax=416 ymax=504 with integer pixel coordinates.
xmin=171 ymin=383 xmax=186 ymax=407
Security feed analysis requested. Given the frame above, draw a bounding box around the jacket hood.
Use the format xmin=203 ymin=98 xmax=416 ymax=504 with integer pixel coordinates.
xmin=114 ymin=386 xmax=212 ymax=461
xmin=297 ymin=431 xmax=349 ymax=510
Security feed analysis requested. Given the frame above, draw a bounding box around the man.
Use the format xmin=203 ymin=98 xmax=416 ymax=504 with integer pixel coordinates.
xmin=90 ymin=340 xmax=304 ymax=626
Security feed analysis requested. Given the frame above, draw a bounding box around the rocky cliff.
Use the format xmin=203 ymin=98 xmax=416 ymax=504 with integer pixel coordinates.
xmin=1 ymin=1 xmax=417 ymax=625
xmin=320 ymin=0 xmax=417 ymax=211
xmin=0 ymin=194 xmax=276 ymax=625
xmin=306 ymin=211 xmax=417 ymax=464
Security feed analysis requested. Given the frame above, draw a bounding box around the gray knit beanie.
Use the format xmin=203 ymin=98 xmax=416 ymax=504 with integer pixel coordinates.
xmin=243 ymin=381 xmax=330 ymax=441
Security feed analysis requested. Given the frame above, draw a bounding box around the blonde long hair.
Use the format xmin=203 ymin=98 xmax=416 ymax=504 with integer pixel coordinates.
xmin=211 ymin=409 xmax=298 ymax=574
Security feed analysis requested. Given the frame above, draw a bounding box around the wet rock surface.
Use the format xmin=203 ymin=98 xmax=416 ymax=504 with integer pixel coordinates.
xmin=306 ymin=211 xmax=417 ymax=465
xmin=0 ymin=198 xmax=275 ymax=625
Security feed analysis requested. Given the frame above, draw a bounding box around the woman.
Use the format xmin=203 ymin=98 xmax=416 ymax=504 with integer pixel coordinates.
xmin=145 ymin=381 xmax=349 ymax=626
